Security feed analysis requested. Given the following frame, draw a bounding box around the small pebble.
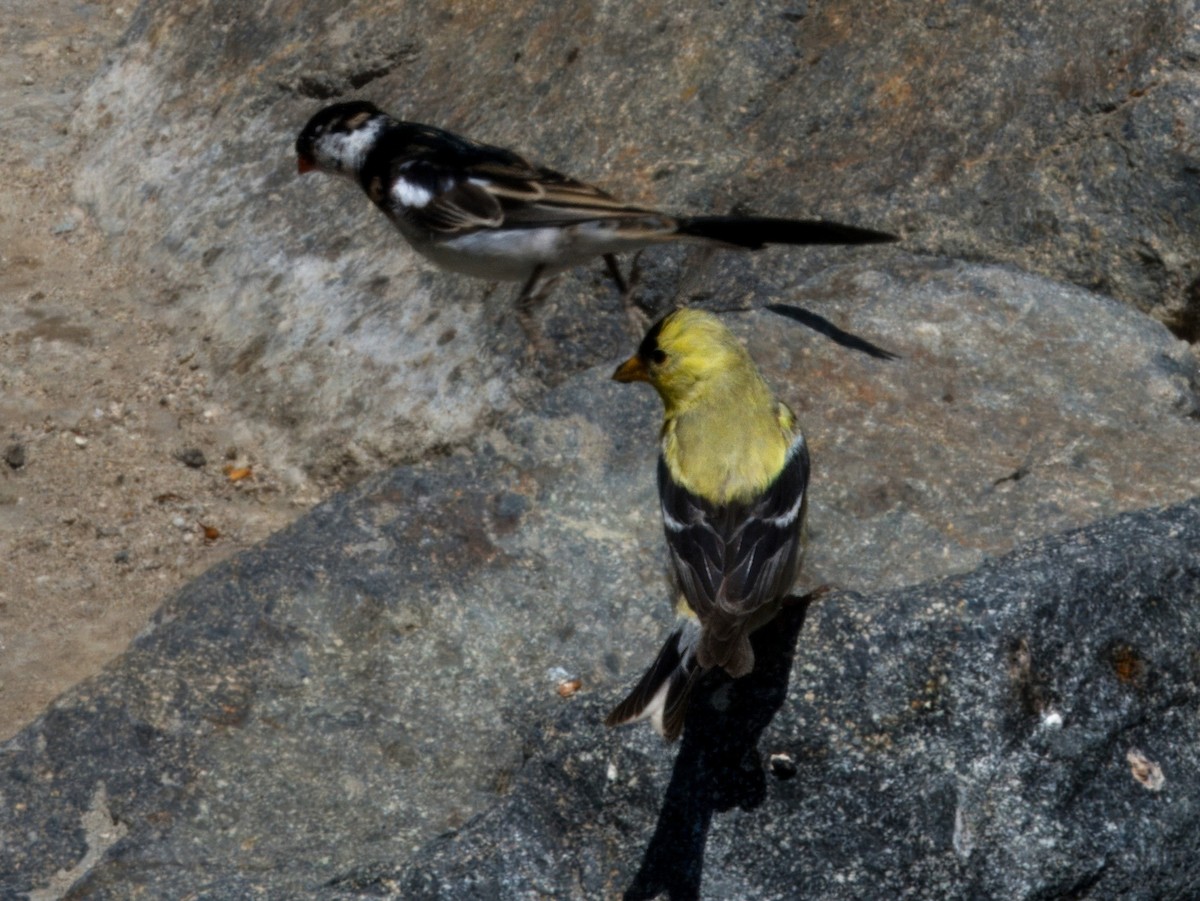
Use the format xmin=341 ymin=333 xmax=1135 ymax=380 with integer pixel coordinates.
xmin=4 ymin=444 xmax=25 ymax=470
xmin=74 ymin=436 xmax=88 ymax=448
xmin=769 ymin=752 xmax=798 ymax=781
xmin=176 ymin=447 xmax=206 ymax=469
xmin=113 ymin=549 xmax=131 ymax=565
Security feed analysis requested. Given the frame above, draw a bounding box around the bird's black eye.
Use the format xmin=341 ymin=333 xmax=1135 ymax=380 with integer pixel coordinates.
xmin=637 ymin=318 xmax=666 ymax=362
xmin=650 ymin=348 xmax=667 ymax=365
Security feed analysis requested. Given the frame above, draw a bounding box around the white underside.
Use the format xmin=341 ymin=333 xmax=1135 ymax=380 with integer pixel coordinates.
xmin=405 ymin=220 xmax=679 ymax=282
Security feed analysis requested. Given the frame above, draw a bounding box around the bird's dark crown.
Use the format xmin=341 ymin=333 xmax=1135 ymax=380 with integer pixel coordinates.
xmin=295 ymin=100 xmax=386 ymax=157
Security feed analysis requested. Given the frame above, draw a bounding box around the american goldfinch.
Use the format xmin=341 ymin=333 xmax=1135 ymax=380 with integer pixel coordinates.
xmin=294 ymin=101 xmax=896 ymax=342
xmin=606 ymin=308 xmax=809 ymax=741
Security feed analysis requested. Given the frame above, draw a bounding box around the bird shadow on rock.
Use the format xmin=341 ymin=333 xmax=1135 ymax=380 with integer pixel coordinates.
xmin=765 ymin=303 xmax=898 ymax=361
xmin=623 ymin=590 xmax=820 ymax=901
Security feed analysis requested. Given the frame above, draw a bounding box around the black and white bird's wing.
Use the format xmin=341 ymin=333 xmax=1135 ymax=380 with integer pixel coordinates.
xmin=373 ymin=157 xmax=506 ymax=232
xmin=300 ymin=103 xmax=897 ymax=249
xmin=363 ymin=121 xmax=660 ymax=235
xmin=658 ymin=432 xmax=810 ymax=622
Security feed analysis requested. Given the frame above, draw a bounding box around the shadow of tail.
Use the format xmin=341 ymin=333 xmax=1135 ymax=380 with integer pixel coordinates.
xmin=624 ymin=591 xmax=818 ymax=901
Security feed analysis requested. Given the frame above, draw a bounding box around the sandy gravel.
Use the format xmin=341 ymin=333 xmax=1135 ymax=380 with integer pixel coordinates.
xmin=0 ymin=1 xmax=315 ymax=740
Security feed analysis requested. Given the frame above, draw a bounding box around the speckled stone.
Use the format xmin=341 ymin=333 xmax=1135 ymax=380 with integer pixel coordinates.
xmin=7 ymin=0 xmax=1197 ymax=896
xmin=395 ymin=499 xmax=1200 ymax=900
xmin=1 ymin=333 xmax=1197 ymax=896
xmin=71 ymin=0 xmax=1200 ymax=477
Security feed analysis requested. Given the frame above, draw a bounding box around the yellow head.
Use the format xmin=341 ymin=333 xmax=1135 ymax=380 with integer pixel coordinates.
xmin=613 ymin=308 xmax=796 ymax=503
xmin=612 ymin=309 xmax=756 ymax=416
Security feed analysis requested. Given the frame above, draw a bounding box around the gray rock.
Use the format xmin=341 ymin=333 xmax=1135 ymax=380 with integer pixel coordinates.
xmin=69 ymin=0 xmax=1200 ymax=476
xmin=3 ymin=474 xmax=1198 ymax=898
xmin=393 ymin=498 xmax=1200 ymax=900
xmin=174 ymin=447 xmax=206 ymax=469
xmin=1 ymin=295 xmax=1197 ymax=896
xmin=768 ymin=261 xmax=1200 ymax=592
xmin=11 ymin=2 xmax=1198 ymax=897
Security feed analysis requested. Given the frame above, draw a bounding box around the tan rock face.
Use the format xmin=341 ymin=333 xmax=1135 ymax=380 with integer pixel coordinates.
xmin=3 ymin=1 xmax=1200 ymax=897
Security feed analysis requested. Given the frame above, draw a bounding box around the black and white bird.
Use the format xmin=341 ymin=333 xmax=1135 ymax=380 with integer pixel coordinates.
xmin=295 ymin=100 xmax=896 ymax=342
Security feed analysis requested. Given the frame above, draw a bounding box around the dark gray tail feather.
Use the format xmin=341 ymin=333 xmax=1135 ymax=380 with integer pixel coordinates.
xmin=606 ymin=627 xmax=700 ymax=743
xmin=697 ymin=624 xmax=755 ymax=680
xmin=677 ymin=215 xmax=898 ymax=250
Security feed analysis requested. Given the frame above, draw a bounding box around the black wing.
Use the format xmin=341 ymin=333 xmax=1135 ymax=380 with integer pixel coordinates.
xmin=658 ymin=433 xmax=809 ymax=622
xmin=362 ymin=121 xmax=655 ymax=235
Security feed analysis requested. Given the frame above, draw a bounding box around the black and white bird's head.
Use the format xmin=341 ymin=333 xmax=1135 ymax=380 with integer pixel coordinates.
xmin=295 ymin=100 xmax=391 ymax=178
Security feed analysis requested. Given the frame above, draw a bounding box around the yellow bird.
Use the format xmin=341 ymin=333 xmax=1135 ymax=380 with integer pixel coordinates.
xmin=606 ymin=308 xmax=809 ymax=741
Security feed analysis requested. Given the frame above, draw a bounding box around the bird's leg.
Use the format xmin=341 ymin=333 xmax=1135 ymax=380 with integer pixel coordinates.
xmin=627 ymin=249 xmax=646 ymax=294
xmin=603 ymin=253 xmax=628 ymax=295
xmin=607 ymin=252 xmax=652 ymax=338
xmin=515 ymin=265 xmax=556 ymax=357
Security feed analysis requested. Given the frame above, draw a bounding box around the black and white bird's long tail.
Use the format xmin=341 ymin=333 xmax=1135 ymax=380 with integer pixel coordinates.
xmin=605 ymin=617 xmax=702 ymax=743
xmin=675 ymin=215 xmax=897 ymax=250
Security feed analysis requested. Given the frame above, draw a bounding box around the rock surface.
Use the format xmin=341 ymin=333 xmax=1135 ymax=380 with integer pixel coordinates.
xmin=1 ymin=290 xmax=1198 ymax=897
xmin=4 ymin=1 xmax=1200 ymax=898
xmin=2 ymin=472 xmax=1198 ymax=899
xmin=395 ymin=498 xmax=1200 ymax=901
xmin=70 ymin=0 xmax=1200 ymax=477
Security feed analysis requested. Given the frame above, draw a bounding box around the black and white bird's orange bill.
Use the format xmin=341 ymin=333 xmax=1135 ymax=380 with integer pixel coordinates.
xmin=294 ymin=100 xmax=898 ymax=342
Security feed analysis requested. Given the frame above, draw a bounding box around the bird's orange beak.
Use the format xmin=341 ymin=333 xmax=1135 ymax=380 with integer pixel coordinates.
xmin=612 ymin=354 xmax=649 ymax=383
xmin=297 ymin=155 xmax=317 ymax=175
